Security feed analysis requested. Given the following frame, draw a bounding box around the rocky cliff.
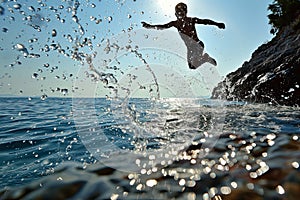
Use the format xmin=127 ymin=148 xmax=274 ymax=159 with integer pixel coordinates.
xmin=211 ymin=23 xmax=300 ymax=106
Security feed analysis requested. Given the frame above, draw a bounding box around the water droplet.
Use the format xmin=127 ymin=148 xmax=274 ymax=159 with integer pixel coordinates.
xmin=29 ymin=53 xmax=40 ymax=58
xmin=13 ymin=4 xmax=22 ymax=10
xmin=0 ymin=6 xmax=4 ymax=15
xmin=72 ymin=15 xmax=79 ymax=23
xmin=28 ymin=6 xmax=35 ymax=12
xmin=43 ymin=63 xmax=50 ymax=68
xmin=61 ymin=88 xmax=68 ymax=95
xmin=95 ymin=19 xmax=102 ymax=24
xmin=32 ymin=73 xmax=38 ymax=79
xmin=15 ymin=43 xmax=26 ymax=51
xmin=90 ymin=16 xmax=96 ymax=21
xmin=52 ymin=29 xmax=57 ymax=37
xmin=41 ymin=94 xmax=47 ymax=100
xmin=15 ymin=43 xmax=29 ymax=57
xmin=2 ymin=28 xmax=8 ymax=33
xmin=107 ymin=16 xmax=113 ymax=23
xmin=104 ymin=46 xmax=110 ymax=54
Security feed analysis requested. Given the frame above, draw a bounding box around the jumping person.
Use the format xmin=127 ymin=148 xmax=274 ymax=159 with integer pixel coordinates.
xmin=142 ymin=2 xmax=225 ymax=69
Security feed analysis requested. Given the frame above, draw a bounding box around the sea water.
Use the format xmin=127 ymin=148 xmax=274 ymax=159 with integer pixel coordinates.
xmin=0 ymin=97 xmax=299 ymax=192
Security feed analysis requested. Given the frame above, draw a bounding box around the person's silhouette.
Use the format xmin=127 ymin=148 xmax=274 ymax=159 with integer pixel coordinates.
xmin=142 ymin=2 xmax=225 ymax=69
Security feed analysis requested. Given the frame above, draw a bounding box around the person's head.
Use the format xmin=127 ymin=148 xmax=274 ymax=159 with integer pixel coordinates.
xmin=175 ymin=3 xmax=187 ymax=19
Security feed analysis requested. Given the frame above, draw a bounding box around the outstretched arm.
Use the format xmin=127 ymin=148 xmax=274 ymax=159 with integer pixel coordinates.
xmin=141 ymin=21 xmax=176 ymax=30
xmin=194 ymin=18 xmax=225 ymax=29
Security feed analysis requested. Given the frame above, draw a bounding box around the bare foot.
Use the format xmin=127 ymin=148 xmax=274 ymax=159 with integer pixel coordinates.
xmin=203 ymin=53 xmax=217 ymax=66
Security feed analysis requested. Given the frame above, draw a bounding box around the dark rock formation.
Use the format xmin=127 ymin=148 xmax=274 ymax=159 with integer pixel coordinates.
xmin=1 ymin=131 xmax=300 ymax=200
xmin=211 ymin=24 xmax=300 ymax=106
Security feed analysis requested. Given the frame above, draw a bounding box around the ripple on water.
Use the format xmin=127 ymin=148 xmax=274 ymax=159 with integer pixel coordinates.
xmin=0 ymin=98 xmax=299 ymax=200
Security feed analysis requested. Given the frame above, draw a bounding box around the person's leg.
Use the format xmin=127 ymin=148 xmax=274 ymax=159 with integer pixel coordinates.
xmin=197 ymin=41 xmax=217 ymax=66
xmin=187 ymin=48 xmax=197 ymax=69
xmin=187 ymin=42 xmax=204 ymax=69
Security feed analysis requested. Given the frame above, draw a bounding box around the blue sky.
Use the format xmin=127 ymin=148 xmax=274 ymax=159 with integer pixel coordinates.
xmin=0 ymin=0 xmax=273 ymax=97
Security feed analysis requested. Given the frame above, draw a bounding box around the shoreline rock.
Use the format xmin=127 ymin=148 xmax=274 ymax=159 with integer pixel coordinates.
xmin=211 ymin=25 xmax=300 ymax=107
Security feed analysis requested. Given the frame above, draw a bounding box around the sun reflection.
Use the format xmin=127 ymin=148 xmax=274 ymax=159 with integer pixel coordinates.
xmin=291 ymin=161 xmax=299 ymax=169
xmin=276 ymin=185 xmax=285 ymax=195
xmin=146 ymin=179 xmax=157 ymax=187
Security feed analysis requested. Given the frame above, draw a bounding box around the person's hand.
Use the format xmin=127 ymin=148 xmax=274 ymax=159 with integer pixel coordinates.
xmin=218 ymin=22 xmax=225 ymax=29
xmin=141 ymin=21 xmax=150 ymax=28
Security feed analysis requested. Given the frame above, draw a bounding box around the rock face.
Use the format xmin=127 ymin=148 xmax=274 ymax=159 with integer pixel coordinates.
xmin=211 ymin=25 xmax=300 ymax=106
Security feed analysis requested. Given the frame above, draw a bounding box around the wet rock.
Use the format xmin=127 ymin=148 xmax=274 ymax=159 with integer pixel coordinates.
xmin=284 ymin=183 xmax=300 ymax=200
xmin=212 ymin=19 xmax=300 ymax=107
xmin=221 ymin=187 xmax=263 ymax=200
xmin=0 ymin=163 xmax=120 ymax=200
xmin=87 ymin=165 xmax=116 ymax=176
xmin=1 ymin=133 xmax=299 ymax=200
xmin=21 ymin=180 xmax=87 ymax=200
